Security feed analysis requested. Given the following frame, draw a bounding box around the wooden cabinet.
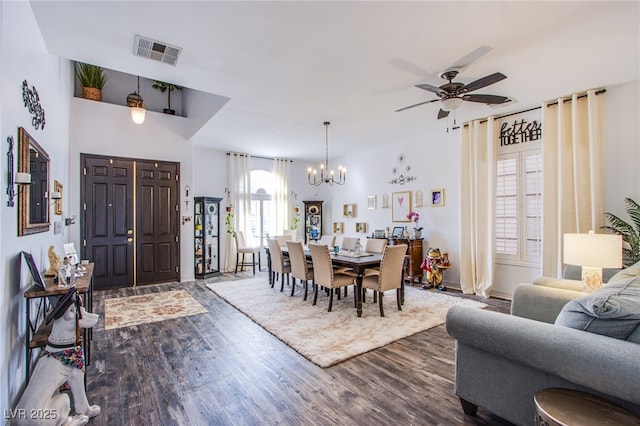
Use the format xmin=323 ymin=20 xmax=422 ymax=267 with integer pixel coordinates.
xmin=194 ymin=197 xmax=222 ymax=278
xmin=303 ymin=200 xmax=323 ymax=244
xmin=389 ymin=238 xmax=424 ymax=284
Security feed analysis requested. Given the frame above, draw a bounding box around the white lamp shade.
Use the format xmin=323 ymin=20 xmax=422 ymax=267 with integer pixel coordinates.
xmin=563 ymin=232 xmax=622 ymax=268
xmin=15 ymin=172 xmax=31 ymax=184
xmin=51 ymin=191 xmax=62 ymax=200
xmin=130 ymin=107 xmax=146 ymax=124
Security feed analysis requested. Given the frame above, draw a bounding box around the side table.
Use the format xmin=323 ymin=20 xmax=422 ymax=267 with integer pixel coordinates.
xmin=534 ymin=388 xmax=640 ymax=426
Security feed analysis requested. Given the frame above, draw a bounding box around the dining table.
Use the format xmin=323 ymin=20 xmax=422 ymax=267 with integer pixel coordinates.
xmin=270 ymin=245 xmax=401 ymax=317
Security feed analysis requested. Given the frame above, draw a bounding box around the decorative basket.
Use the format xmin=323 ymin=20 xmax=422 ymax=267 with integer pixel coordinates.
xmin=82 ymin=87 xmax=102 ymax=101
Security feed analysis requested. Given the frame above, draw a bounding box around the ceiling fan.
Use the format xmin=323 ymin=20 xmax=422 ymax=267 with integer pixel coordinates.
xmin=395 ymin=67 xmax=510 ymax=119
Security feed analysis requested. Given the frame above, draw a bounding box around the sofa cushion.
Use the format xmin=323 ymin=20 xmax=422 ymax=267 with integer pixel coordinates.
xmin=607 ymin=260 xmax=640 ymax=284
xmin=555 ymin=277 xmax=640 ymax=341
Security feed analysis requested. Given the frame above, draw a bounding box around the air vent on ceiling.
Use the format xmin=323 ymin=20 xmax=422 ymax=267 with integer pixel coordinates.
xmin=133 ymin=35 xmax=182 ymax=66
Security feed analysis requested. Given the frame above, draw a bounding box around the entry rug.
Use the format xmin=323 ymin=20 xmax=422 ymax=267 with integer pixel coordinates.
xmin=104 ymin=290 xmax=207 ymax=330
xmin=206 ymin=278 xmax=486 ymax=367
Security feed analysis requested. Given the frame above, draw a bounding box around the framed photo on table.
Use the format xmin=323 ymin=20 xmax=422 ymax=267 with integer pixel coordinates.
xmin=392 ymin=191 xmax=411 ymax=222
xmin=391 ymin=226 xmax=404 ymax=238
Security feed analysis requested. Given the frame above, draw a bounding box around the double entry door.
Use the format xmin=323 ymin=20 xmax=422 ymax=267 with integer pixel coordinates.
xmin=81 ymin=154 xmax=180 ymax=290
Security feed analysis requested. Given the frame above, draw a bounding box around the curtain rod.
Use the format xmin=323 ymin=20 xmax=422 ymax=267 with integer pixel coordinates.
xmin=226 ymin=152 xmax=293 ymax=162
xmin=462 ymin=89 xmax=606 ymax=127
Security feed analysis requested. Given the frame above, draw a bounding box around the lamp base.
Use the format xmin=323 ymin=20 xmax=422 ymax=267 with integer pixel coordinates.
xmin=581 ymin=266 xmax=603 ymax=293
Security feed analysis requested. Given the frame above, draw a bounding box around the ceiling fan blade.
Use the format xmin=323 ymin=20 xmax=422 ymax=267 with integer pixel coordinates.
xmin=395 ymin=98 xmax=440 ymax=112
xmin=462 ymin=94 xmax=511 ymax=104
xmin=415 ymin=83 xmax=447 ymax=97
xmin=437 ymin=109 xmax=450 ymax=120
xmin=450 ymin=45 xmax=492 ymax=70
xmin=463 ymin=72 xmax=507 ymax=93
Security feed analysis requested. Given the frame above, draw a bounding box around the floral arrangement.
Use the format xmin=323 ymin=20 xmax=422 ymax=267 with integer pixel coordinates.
xmin=407 ymin=211 xmax=423 ymax=231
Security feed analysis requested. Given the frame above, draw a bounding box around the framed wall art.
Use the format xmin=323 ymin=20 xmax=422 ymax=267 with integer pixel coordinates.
xmin=415 ymin=190 xmax=423 ymax=207
xmin=367 ymin=195 xmax=376 ymax=210
xmin=392 ymin=191 xmax=411 ymax=222
xmin=343 ymin=204 xmax=356 ymax=218
xmin=355 ymin=222 xmax=367 ymax=233
xmin=431 ymin=189 xmax=445 ymax=207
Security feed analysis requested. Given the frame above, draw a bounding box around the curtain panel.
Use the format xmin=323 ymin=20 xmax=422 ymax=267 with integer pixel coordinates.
xmin=272 ymin=159 xmax=290 ymax=236
xmin=224 ymin=153 xmax=251 ymax=272
xmin=541 ymin=90 xmax=604 ymax=277
xmin=459 ymin=117 xmax=497 ymax=297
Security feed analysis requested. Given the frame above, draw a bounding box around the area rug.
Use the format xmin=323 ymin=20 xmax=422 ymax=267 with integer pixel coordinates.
xmin=104 ymin=290 xmax=207 ymax=330
xmin=206 ymin=278 xmax=486 ymax=367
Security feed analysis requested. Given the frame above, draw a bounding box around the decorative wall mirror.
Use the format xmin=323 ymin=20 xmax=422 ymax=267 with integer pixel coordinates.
xmin=18 ymin=127 xmax=50 ymax=236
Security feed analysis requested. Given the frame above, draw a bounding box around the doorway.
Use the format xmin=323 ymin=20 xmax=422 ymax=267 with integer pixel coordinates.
xmin=81 ymin=154 xmax=180 ymax=290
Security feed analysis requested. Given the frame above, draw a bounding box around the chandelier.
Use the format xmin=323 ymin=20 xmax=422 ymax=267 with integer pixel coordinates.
xmin=307 ymin=121 xmax=346 ymax=186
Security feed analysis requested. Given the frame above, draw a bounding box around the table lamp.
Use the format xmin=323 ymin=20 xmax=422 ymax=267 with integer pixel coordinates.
xmin=563 ymin=231 xmax=622 ymax=292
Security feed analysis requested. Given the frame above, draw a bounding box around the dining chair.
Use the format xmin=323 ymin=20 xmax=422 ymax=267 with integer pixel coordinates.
xmin=361 ymin=244 xmax=407 ymax=317
xmin=266 ymin=238 xmax=291 ymax=292
xmin=309 ymin=243 xmax=355 ymax=312
xmin=316 ymin=235 xmax=336 ymax=247
xmin=341 ymin=237 xmax=360 ymax=251
xmin=286 ymin=241 xmax=314 ymax=300
xmin=234 ymin=231 xmax=261 ymax=274
xmin=274 ymin=234 xmax=293 ymax=246
xmin=362 ymin=238 xmax=389 ymax=277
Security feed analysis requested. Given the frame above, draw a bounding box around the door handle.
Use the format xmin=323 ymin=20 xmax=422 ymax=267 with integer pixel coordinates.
xmin=127 ymin=237 xmax=133 ymax=242
xmin=127 ymin=230 xmax=133 ymax=235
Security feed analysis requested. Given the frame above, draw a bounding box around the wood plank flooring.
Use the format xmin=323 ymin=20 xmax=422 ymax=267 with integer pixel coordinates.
xmin=85 ymin=271 xmax=514 ymax=425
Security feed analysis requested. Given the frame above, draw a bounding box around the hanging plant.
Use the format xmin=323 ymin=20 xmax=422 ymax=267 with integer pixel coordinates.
xmin=225 ymin=209 xmax=234 ymax=235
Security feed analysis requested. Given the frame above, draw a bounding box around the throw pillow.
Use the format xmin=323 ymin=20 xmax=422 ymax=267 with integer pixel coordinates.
xmin=555 ymin=276 xmax=640 ymax=341
xmin=607 ymin=260 xmax=640 ymax=284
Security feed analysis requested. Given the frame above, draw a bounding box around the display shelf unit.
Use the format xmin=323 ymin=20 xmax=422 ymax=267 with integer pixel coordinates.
xmin=194 ymin=197 xmax=222 ymax=278
xmin=303 ymin=200 xmax=323 ymax=244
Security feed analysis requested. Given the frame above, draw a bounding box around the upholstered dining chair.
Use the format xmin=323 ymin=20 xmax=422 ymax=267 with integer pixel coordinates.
xmin=361 ymin=244 xmax=407 ymax=317
xmin=286 ymin=241 xmax=314 ymax=300
xmin=266 ymin=238 xmax=291 ymax=292
xmin=274 ymin=234 xmax=293 ymax=247
xmin=317 ymin=235 xmax=336 ymax=247
xmin=234 ymin=231 xmax=261 ymax=274
xmin=309 ymin=243 xmax=355 ymax=312
xmin=341 ymin=237 xmax=360 ymax=251
xmin=362 ymin=238 xmax=389 ymax=277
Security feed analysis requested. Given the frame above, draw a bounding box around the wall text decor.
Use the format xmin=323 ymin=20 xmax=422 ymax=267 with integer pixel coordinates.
xmin=22 ymin=80 xmax=46 ymax=130
xmin=499 ymin=119 xmax=541 ymax=146
xmin=389 ymin=153 xmax=417 ymax=185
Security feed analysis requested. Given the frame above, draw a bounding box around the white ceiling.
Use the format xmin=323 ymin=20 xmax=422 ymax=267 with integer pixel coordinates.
xmin=30 ymin=1 xmax=639 ymax=161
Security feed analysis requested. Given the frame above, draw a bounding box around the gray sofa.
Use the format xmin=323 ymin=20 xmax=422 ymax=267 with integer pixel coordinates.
xmin=446 ymin=279 xmax=640 ymax=425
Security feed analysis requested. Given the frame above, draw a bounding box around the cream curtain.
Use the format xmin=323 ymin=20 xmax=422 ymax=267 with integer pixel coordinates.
xmin=541 ymin=90 xmax=604 ymax=277
xmin=224 ymin=153 xmax=251 ymax=272
xmin=459 ymin=117 xmax=497 ymax=297
xmin=272 ymin=158 xmax=290 ymax=235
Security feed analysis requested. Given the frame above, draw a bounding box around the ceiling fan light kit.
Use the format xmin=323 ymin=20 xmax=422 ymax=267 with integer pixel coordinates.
xmin=396 ymin=66 xmax=510 ymax=119
xmin=308 ymin=122 xmax=346 ymax=186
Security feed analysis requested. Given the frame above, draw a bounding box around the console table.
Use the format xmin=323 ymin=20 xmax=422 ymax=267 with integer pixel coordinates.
xmin=23 ymin=263 xmax=94 ymax=382
xmin=388 ymin=238 xmax=423 ymax=284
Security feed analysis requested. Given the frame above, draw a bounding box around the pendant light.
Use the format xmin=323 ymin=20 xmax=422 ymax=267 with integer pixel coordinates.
xmin=126 ymin=76 xmax=146 ymax=124
xmin=307 ymin=121 xmax=346 ymax=186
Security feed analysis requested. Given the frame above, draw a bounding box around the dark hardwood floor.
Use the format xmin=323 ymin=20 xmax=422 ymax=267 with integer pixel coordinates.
xmin=85 ymin=271 xmax=514 ymax=425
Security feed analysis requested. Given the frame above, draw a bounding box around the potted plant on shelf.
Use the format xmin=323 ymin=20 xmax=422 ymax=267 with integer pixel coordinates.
xmin=152 ymin=80 xmax=182 ymax=115
xmin=76 ymin=62 xmax=106 ymax=101
xmin=407 ymin=211 xmax=423 ymax=239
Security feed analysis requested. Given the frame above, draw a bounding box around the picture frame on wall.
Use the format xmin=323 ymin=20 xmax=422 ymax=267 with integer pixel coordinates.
xmin=367 ymin=195 xmax=376 ymax=210
xmin=392 ymin=191 xmax=411 ymax=221
xmin=431 ymin=189 xmax=444 ymax=207
xmin=415 ymin=190 xmax=423 ymax=207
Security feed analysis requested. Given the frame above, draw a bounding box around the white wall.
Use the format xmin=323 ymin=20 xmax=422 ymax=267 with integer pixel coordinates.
xmin=1 ymin=1 xmax=73 ymax=415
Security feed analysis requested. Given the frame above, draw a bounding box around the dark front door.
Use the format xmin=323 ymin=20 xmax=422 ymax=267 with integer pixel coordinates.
xmin=82 ymin=156 xmax=134 ymax=290
xmin=82 ymin=155 xmax=180 ymax=290
xmin=136 ymin=160 xmax=180 ymax=285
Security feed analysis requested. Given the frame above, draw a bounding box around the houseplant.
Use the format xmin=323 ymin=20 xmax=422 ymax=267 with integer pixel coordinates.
xmin=76 ymin=63 xmax=106 ymax=101
xmin=152 ymin=80 xmax=182 ymax=115
xmin=601 ymin=197 xmax=640 ymax=267
xmin=407 ymin=211 xmax=423 ymax=239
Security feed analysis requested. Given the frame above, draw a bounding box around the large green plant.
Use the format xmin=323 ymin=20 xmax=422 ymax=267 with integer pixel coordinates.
xmin=601 ymin=197 xmax=640 ymax=267
xmin=76 ymin=63 xmax=106 ymax=89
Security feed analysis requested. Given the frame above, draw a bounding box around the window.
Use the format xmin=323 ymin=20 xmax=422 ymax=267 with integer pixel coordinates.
xmin=250 ymin=170 xmax=274 ymax=248
xmin=496 ymin=148 xmax=542 ymax=264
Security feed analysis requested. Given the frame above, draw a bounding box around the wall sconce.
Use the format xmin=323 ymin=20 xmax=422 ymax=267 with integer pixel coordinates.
xmin=8 ymin=171 xmax=32 ymax=206
xmin=64 ymin=215 xmax=76 ymax=226
xmin=126 ymin=76 xmax=147 ymax=124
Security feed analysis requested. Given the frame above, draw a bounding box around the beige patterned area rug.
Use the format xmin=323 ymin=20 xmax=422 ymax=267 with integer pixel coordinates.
xmin=105 ymin=290 xmax=207 ymax=330
xmin=206 ymin=278 xmax=486 ymax=367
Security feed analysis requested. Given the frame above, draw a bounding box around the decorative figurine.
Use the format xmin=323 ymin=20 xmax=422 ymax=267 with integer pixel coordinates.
xmin=420 ymin=247 xmax=444 ymax=290
xmin=45 ymin=245 xmax=61 ymax=277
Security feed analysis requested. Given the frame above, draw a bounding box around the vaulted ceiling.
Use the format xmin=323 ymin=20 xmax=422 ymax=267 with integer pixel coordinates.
xmin=30 ymin=1 xmax=639 ymax=161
